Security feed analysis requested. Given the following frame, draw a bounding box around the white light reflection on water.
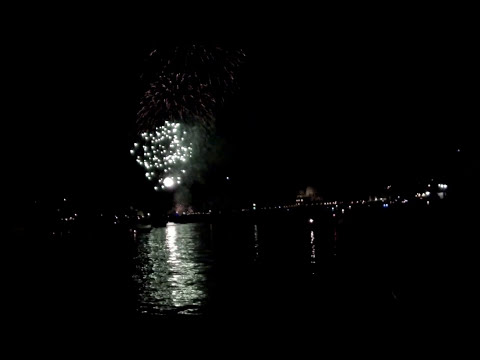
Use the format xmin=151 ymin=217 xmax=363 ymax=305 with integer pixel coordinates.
xmin=134 ymin=223 xmax=209 ymax=315
xmin=310 ymin=230 xmax=316 ymax=274
xmin=253 ymin=224 xmax=259 ymax=261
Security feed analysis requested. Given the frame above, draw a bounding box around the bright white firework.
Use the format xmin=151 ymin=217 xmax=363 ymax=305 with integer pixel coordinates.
xmin=131 ymin=121 xmax=194 ymax=190
xmin=163 ymin=177 xmax=174 ymax=188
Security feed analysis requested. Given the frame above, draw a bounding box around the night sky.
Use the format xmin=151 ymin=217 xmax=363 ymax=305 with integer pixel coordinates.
xmin=6 ymin=13 xmax=477 ymax=209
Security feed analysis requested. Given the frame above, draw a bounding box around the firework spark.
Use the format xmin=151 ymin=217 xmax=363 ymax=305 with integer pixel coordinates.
xmin=136 ymin=44 xmax=245 ymax=132
xmin=131 ymin=121 xmax=194 ymax=191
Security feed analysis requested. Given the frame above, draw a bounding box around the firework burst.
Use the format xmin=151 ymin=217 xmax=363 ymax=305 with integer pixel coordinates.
xmin=131 ymin=121 xmax=194 ymax=191
xmin=136 ymin=44 xmax=245 ymax=132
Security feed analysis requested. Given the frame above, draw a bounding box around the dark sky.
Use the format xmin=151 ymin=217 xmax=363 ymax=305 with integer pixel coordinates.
xmin=6 ymin=12 xmax=477 ymax=208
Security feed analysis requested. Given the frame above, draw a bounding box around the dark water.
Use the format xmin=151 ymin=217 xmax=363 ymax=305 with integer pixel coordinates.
xmin=129 ymin=205 xmax=476 ymax=325
xmin=7 ymin=201 xmax=476 ymax=336
xmin=131 ymin=220 xmax=349 ymax=319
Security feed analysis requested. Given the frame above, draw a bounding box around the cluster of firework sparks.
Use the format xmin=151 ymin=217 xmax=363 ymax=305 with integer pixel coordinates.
xmin=132 ymin=44 xmax=244 ymax=191
xmin=131 ymin=121 xmax=193 ymax=190
xmin=136 ymin=44 xmax=245 ymax=132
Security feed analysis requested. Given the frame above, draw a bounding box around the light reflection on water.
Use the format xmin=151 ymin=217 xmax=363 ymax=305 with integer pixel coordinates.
xmin=253 ymin=224 xmax=259 ymax=261
xmin=133 ymin=221 xmax=337 ymax=316
xmin=134 ymin=223 xmax=211 ymax=315
xmin=310 ymin=230 xmax=316 ymax=274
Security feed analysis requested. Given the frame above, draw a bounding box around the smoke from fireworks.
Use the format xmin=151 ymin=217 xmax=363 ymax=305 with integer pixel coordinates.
xmin=136 ymin=44 xmax=245 ymax=132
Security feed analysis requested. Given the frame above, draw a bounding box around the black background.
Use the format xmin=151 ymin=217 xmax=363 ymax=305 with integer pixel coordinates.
xmin=5 ymin=7 xmax=477 ymax=208
xmin=3 ymin=5 xmax=479 ymax=344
